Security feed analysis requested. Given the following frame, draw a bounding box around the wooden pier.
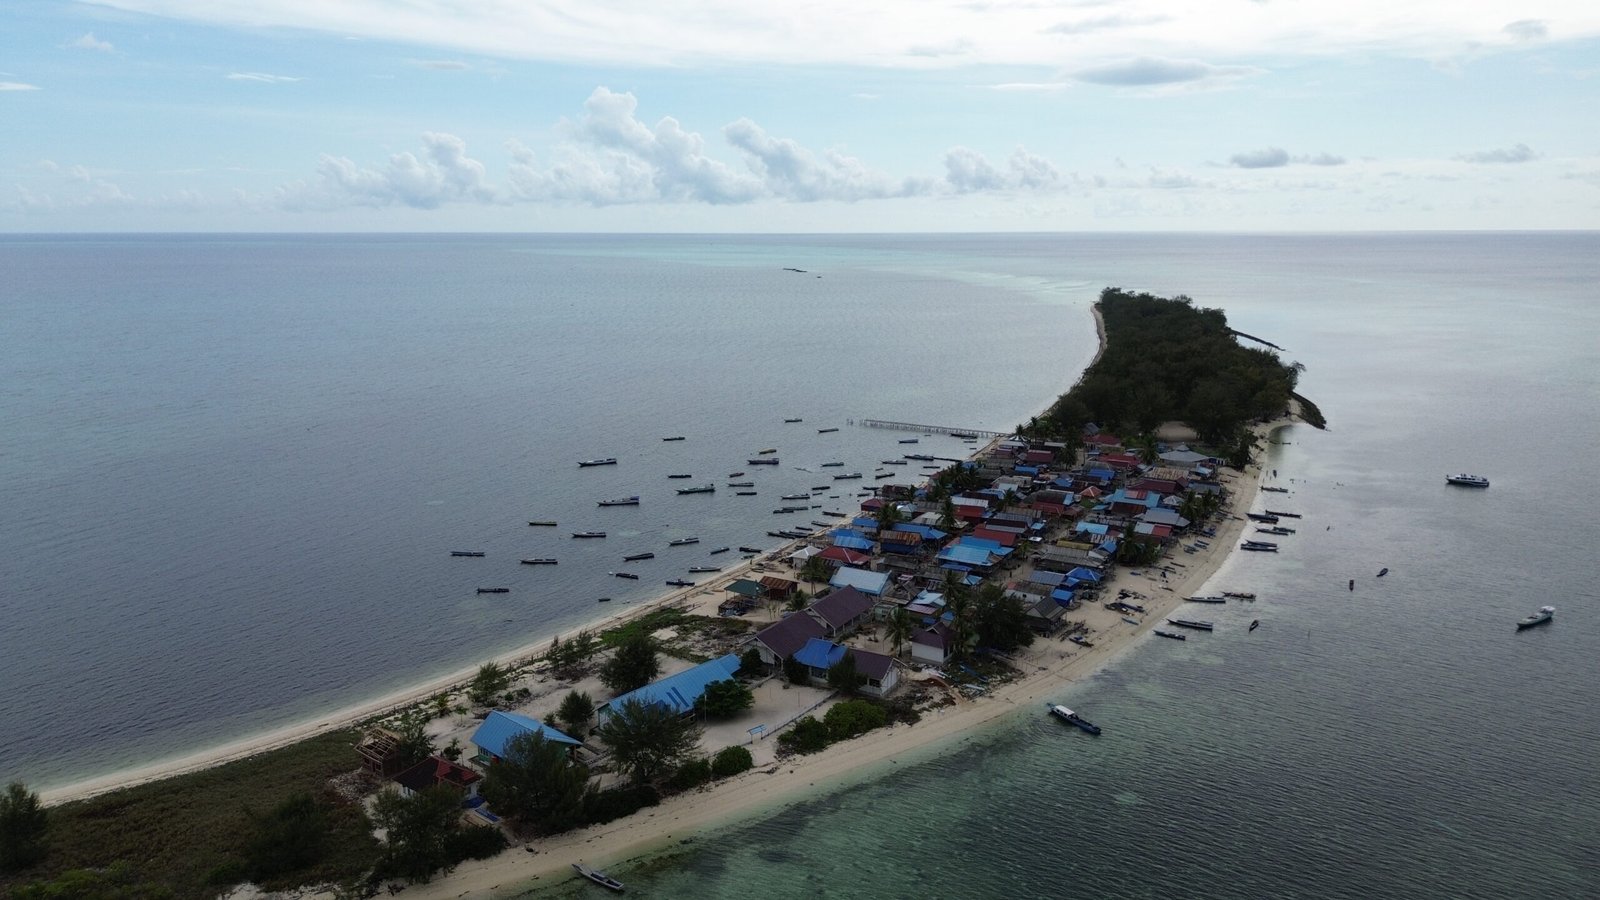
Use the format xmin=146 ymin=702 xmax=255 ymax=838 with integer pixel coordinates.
xmin=849 ymin=418 xmax=1006 ymax=438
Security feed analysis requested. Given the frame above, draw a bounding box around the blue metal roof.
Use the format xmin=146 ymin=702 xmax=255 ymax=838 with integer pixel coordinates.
xmin=1075 ymin=522 xmax=1110 ymax=535
xmin=470 ymin=710 xmax=582 ymax=758
xmin=829 ymin=566 xmax=891 ymax=595
xmin=1067 ymin=566 xmax=1103 ymax=583
xmin=938 ymin=544 xmax=993 ymax=566
xmin=793 ymin=637 xmax=847 ymax=670
xmin=833 ymin=534 xmax=875 ymax=551
xmin=598 ymin=654 xmax=742 ymax=720
xmin=1051 ymin=588 xmax=1076 ymax=604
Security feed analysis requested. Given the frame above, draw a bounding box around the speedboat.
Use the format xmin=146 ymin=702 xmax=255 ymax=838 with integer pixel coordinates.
xmin=1446 ymin=473 xmax=1490 ymax=488
xmin=1516 ymin=606 xmax=1555 ymax=629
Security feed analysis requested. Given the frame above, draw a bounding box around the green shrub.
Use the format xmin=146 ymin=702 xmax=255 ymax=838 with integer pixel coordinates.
xmin=445 ymin=825 xmax=507 ymax=863
xmin=776 ymin=716 xmax=830 ymax=756
xmin=695 ymin=679 xmax=754 ymax=719
xmin=711 ymin=746 xmax=754 ymax=778
xmin=582 ymin=785 xmax=659 ymax=826
xmin=667 ymin=758 xmax=712 ymax=792
xmin=823 ymin=700 xmax=887 ymax=741
xmin=737 ymin=648 xmax=765 ymax=677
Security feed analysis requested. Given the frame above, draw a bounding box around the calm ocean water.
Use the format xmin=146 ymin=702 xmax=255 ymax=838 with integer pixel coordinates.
xmin=3 ymin=234 xmax=1597 ymax=898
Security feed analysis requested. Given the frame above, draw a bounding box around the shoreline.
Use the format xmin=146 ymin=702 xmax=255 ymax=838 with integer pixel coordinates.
xmin=398 ymin=425 xmax=1295 ymax=894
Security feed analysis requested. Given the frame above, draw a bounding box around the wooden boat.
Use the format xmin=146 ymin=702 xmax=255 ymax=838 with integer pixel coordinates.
xmin=821 ymin=510 xmax=846 ymax=517
xmin=817 ymin=427 xmax=839 ymax=433
xmin=1121 ymin=616 xmax=1141 ymax=626
xmin=675 ymin=484 xmax=715 ymax=495
xmin=623 ymin=552 xmax=654 ymax=562
xmin=662 ymin=436 xmax=686 ymax=441
xmin=1222 ymin=591 xmax=1256 ymax=600
xmin=450 ymin=550 xmax=486 ymax=557
xmin=738 ymin=546 xmax=763 ymax=554
xmin=1377 ymin=568 xmax=1389 ymax=577
xmin=598 ymin=496 xmax=640 ymax=507
xmin=667 ymin=579 xmax=696 ymax=587
xmin=784 ymin=417 xmax=802 ymax=423
xmin=668 ymin=474 xmax=693 ymax=479
xmin=578 ymin=458 xmax=617 ymax=467
xmin=736 ymin=491 xmax=757 ymax=496
xmin=881 ymin=459 xmax=908 ymax=465
xmin=1047 ymin=704 xmax=1101 ymax=735
xmin=688 ymin=565 xmax=721 ymax=573
xmin=528 ymin=520 xmax=558 ymax=527
xmin=899 ymin=438 xmax=919 ymax=444
xmin=520 ymin=558 xmax=558 ymax=565
xmin=668 ymin=537 xmax=700 ymax=546
xmin=1249 ymin=620 xmax=1260 ymax=632
xmin=833 ymin=472 xmax=863 ymax=480
xmin=1240 ymin=541 xmax=1278 ymax=552
xmin=1246 ymin=512 xmax=1280 ymax=523
xmin=820 ymin=461 xmax=844 ymax=467
xmin=757 ymin=448 xmax=778 ymax=455
xmin=1264 ymin=510 xmax=1302 ymax=519
xmin=950 ymin=431 xmax=979 ymax=439
xmin=596 ymin=597 xmax=612 ymax=603
xmin=748 ymin=458 xmax=780 ymax=465
xmin=1187 ymin=595 xmax=1227 ymax=604
xmin=728 ymin=481 xmax=755 ymax=487
xmin=709 ymin=547 xmax=731 ymax=555
xmin=1262 ymin=485 xmax=1289 ymax=493
xmin=573 ymin=862 xmax=624 ymax=892
xmin=1167 ymin=618 xmax=1214 ymax=631
xmin=476 ymin=587 xmax=509 ymax=594
xmin=781 ymin=493 xmax=811 ymax=500
xmin=610 ymin=572 xmax=639 ymax=580
xmin=572 ymin=531 xmax=607 ymax=539
xmin=1153 ymin=629 xmax=1187 ymax=641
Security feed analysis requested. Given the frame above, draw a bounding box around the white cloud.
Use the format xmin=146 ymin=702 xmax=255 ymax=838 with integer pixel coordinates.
xmin=282 ymin=131 xmax=494 ymax=209
xmin=1457 ymin=143 xmax=1538 ymax=163
xmin=723 ymin=119 xmax=927 ymax=201
xmin=944 ymin=146 xmax=1060 ymax=192
xmin=1071 ymin=56 xmax=1264 ymax=87
xmin=0 ymin=82 xmax=41 ymax=91
xmin=69 ymin=32 xmax=115 ymax=52
xmin=1229 ymin=147 xmax=1290 ymax=168
xmin=989 ymin=82 xmax=1070 ymax=92
xmin=1298 ymin=152 xmax=1347 ymax=166
xmin=226 ymin=72 xmax=303 ymax=83
xmin=81 ymin=1 xmax=1600 ymax=69
xmin=1502 ymin=19 xmax=1548 ymax=41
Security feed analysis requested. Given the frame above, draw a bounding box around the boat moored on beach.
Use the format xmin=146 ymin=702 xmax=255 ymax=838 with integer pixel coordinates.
xmin=1047 ymin=704 xmax=1102 ymax=735
xmin=1222 ymin=591 xmax=1256 ymax=600
xmin=1516 ymin=606 xmax=1555 ymax=629
xmin=688 ymin=565 xmax=721 ymax=573
xmin=1447 ymin=473 xmax=1490 ymax=488
xmin=1241 ymin=541 xmax=1279 ymax=552
xmin=572 ymin=862 xmax=624 ymax=892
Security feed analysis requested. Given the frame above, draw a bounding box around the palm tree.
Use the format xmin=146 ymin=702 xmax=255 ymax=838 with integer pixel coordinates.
xmin=874 ymin=499 xmax=904 ymax=533
xmin=1135 ymin=431 xmax=1160 ymax=465
xmin=886 ymin=607 xmax=914 ymax=658
xmin=937 ymin=496 xmax=957 ymax=531
xmin=799 ymin=553 xmax=830 ymax=598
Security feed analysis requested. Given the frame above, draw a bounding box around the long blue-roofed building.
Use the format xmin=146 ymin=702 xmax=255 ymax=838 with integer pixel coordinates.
xmin=595 ymin=653 xmax=742 ymax=724
xmin=470 ymin=710 xmax=583 ymax=766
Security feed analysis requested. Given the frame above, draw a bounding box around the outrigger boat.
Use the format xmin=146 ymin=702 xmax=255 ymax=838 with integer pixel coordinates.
xmin=1047 ymin=704 xmax=1102 ymax=735
xmin=572 ymin=862 xmax=624 ymax=892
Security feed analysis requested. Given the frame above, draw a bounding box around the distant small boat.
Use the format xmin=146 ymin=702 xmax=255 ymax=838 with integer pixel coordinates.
xmin=758 ymin=448 xmax=778 ymax=455
xmin=1240 ymin=541 xmax=1278 ymax=552
xmin=662 ymin=436 xmax=686 ymax=441
xmin=950 ymin=431 xmax=979 ymax=439
xmin=1262 ymin=486 xmax=1289 ymax=493
xmin=1246 ymin=512 xmax=1280 ymax=523
xmin=676 ymin=484 xmax=715 ymax=495
xmin=598 ymin=496 xmax=640 ymax=507
xmin=668 ymin=537 xmax=700 ymax=546
xmin=1249 ymin=619 xmax=1260 ymax=632
xmin=728 ymin=481 xmax=755 ymax=487
xmin=736 ymin=491 xmax=757 ymax=496
xmin=1516 ymin=605 xmax=1555 ymax=629
xmin=572 ymin=863 xmax=624 ymax=892
xmin=818 ymin=427 xmax=839 ymax=433
xmin=881 ymin=459 xmax=908 ymax=465
xmin=1154 ymin=629 xmax=1188 ymax=641
xmin=450 ymin=551 xmax=486 ymax=557
xmin=527 ymin=520 xmax=558 ymax=527
xmin=784 ymin=417 xmax=803 ymax=423
xmin=1222 ymin=591 xmax=1256 ymax=600
xmin=688 ymin=565 xmax=721 ymax=573
xmin=1167 ymin=618 xmax=1214 ymax=631
xmin=623 ymin=552 xmax=655 ymax=562
xmin=749 ymin=458 xmax=780 ymax=465
xmin=820 ymin=461 xmax=844 ymax=467
xmin=1187 ymin=595 xmax=1226 ymax=604
xmin=821 ymin=510 xmax=846 ymax=518
xmin=610 ymin=571 xmax=639 ymax=580
xmin=596 ymin=597 xmax=612 ymax=603
xmin=1446 ymin=473 xmax=1490 ymax=488
xmin=781 ymin=493 xmax=811 ymax=500
xmin=738 ymin=546 xmax=764 ymax=554
xmin=578 ymin=458 xmax=617 ymax=468
xmin=666 ymin=579 xmax=696 ymax=587
xmin=833 ymin=472 xmax=863 ymax=480
xmin=1349 ymin=579 xmax=1355 ymax=591
xmin=476 ymin=587 xmax=509 ymax=594
xmin=709 ymin=547 xmax=730 ymax=554
xmin=520 ymin=558 xmax=558 ymax=565
xmin=899 ymin=438 xmax=919 ymax=444
xmin=572 ymin=531 xmax=607 ymax=539
xmin=1121 ymin=616 xmax=1141 ymax=626
xmin=1377 ymin=568 xmax=1389 ymax=577
xmin=668 ymin=474 xmax=693 ymax=479
xmin=1264 ymin=510 xmax=1302 ymax=519
xmin=728 ymin=471 xmax=745 ymax=477
xmin=1047 ymin=704 xmax=1101 ymax=735
xmin=905 ymin=453 xmax=935 ymax=461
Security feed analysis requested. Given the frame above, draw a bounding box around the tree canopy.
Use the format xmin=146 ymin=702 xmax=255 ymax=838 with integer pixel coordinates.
xmin=595 ymin=700 xmax=703 ymax=784
xmin=479 ymin=732 xmax=594 ymax=836
xmin=0 ymin=782 xmax=48 ymax=872
xmin=599 ymin=633 xmax=660 ymax=695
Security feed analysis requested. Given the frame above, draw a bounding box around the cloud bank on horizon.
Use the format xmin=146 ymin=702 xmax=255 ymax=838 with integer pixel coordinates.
xmin=3 ymin=0 xmax=1598 ymax=230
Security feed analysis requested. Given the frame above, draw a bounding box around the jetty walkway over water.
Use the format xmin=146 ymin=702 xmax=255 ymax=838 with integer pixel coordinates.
xmin=849 ymin=418 xmax=1006 ymax=439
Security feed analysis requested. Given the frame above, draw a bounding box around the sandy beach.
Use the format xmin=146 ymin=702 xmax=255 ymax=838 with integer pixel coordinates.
xmin=402 ymin=411 xmax=1293 ymax=899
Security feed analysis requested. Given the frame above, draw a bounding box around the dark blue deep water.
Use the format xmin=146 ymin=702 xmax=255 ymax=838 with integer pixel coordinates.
xmin=3 ymin=234 xmax=1598 ymax=899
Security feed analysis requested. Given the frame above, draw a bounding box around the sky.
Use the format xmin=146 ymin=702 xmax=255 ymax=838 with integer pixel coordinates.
xmin=2 ymin=0 xmax=1598 ymax=232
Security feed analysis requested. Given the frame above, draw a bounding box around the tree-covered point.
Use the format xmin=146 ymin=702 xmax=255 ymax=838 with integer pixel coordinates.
xmin=1029 ymin=288 xmax=1321 ymax=444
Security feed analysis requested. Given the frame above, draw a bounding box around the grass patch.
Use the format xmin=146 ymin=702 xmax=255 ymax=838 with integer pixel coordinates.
xmin=600 ymin=608 xmax=751 ymax=662
xmin=2 ymin=730 xmax=380 ymax=900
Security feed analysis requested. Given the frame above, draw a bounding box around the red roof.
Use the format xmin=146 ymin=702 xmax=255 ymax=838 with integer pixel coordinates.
xmin=817 ymin=546 xmax=872 ymax=566
xmin=1023 ymin=449 xmax=1054 ymax=464
xmin=1085 ymin=434 xmax=1122 ymax=446
xmin=1099 ymin=453 xmax=1142 ymax=468
xmin=394 ymin=755 xmax=482 ymax=793
xmin=970 ymin=527 xmax=1018 ymax=547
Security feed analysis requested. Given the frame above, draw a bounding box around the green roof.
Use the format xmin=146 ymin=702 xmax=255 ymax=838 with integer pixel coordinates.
xmin=725 ymin=578 xmax=765 ymax=598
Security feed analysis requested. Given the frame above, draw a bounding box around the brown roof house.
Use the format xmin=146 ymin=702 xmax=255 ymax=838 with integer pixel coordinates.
xmin=394 ymin=755 xmax=483 ymax=800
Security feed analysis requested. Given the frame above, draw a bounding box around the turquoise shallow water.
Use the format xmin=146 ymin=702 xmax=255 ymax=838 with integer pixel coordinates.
xmin=3 ymin=234 xmax=1597 ymax=900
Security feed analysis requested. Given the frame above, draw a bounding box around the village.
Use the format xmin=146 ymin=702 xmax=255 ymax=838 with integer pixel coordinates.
xmin=347 ymin=424 xmax=1243 ymax=882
